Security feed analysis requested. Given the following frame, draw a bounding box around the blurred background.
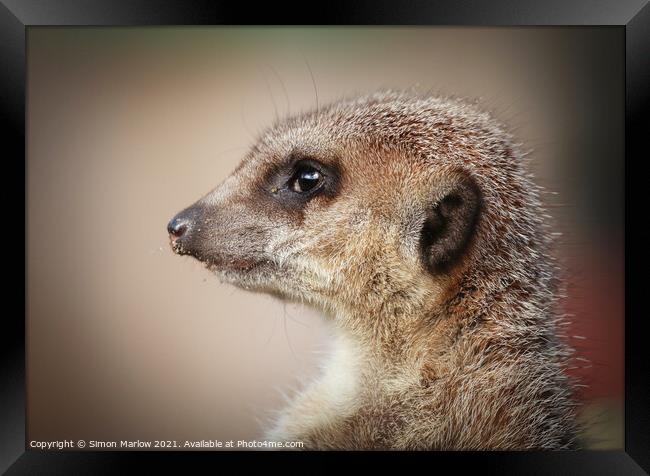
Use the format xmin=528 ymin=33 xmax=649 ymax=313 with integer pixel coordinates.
xmin=27 ymin=27 xmax=623 ymax=449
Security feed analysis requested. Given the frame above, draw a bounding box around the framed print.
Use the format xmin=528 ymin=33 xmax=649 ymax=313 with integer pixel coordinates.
xmin=3 ymin=0 xmax=649 ymax=473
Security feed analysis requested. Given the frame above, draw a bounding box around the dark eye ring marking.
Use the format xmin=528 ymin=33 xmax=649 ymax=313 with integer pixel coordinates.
xmin=263 ymin=155 xmax=341 ymax=211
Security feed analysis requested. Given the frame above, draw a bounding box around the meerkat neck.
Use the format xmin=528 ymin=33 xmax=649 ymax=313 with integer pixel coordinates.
xmin=329 ymin=304 xmax=439 ymax=385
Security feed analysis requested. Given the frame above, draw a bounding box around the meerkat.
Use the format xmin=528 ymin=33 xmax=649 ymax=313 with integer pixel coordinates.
xmin=168 ymin=90 xmax=578 ymax=450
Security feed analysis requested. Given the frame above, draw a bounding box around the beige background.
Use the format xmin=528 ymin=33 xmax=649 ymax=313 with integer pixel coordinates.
xmin=27 ymin=27 xmax=623 ymax=448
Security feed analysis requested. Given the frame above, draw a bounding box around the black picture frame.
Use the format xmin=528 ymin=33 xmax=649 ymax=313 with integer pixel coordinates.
xmin=4 ymin=0 xmax=649 ymax=473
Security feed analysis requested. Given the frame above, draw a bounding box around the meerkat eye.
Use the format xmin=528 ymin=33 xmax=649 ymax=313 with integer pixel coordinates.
xmin=289 ymin=165 xmax=323 ymax=193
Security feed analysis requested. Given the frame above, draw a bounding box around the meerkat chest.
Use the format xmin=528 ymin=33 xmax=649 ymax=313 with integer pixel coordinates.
xmin=272 ymin=368 xmax=420 ymax=449
xmin=295 ymin=386 xmax=416 ymax=450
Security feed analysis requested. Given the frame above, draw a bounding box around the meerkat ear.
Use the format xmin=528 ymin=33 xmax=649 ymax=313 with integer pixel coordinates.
xmin=420 ymin=175 xmax=481 ymax=274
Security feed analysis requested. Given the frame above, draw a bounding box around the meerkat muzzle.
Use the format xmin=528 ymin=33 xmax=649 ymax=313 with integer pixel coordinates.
xmin=167 ymin=205 xmax=204 ymax=257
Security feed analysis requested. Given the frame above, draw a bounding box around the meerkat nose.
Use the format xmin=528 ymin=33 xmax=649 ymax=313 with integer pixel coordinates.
xmin=167 ymin=215 xmax=189 ymax=239
xmin=167 ymin=212 xmax=191 ymax=241
xmin=167 ymin=205 xmax=206 ymax=257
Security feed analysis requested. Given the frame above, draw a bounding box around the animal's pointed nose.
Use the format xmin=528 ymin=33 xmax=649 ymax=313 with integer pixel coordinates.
xmin=167 ymin=215 xmax=189 ymax=239
xmin=167 ymin=203 xmax=211 ymax=259
xmin=167 ymin=205 xmax=202 ymax=249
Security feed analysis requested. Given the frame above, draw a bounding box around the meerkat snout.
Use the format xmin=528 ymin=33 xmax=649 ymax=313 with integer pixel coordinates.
xmin=167 ymin=206 xmax=200 ymax=253
xmin=168 ymin=90 xmax=579 ymax=450
xmin=167 ymin=204 xmax=229 ymax=269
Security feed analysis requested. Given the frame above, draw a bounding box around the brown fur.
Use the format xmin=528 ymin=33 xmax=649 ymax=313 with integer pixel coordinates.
xmin=169 ymin=91 xmax=579 ymax=450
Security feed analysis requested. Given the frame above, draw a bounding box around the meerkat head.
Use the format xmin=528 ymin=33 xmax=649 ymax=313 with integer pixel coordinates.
xmin=169 ymin=91 xmax=544 ymax=337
